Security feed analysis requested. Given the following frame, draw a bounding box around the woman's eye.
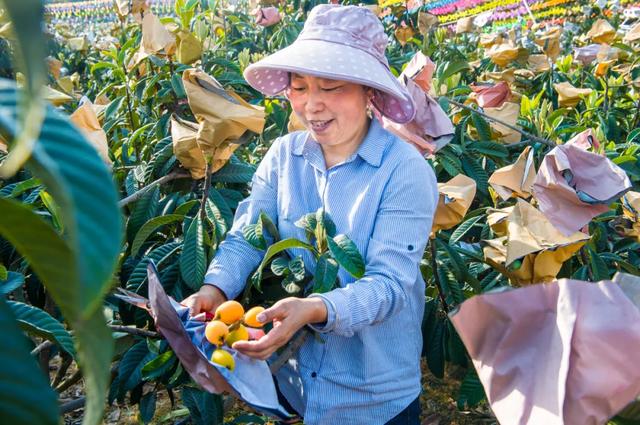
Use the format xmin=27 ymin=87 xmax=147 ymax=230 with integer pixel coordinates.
xmin=322 ymin=86 xmax=341 ymax=92
xmin=290 ymin=86 xmax=305 ymax=92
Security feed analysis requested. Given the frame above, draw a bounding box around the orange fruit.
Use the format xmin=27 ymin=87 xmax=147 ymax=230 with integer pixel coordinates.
xmin=243 ymin=306 xmax=265 ymax=328
xmin=225 ymin=324 xmax=249 ymax=346
xmin=210 ymin=349 xmax=235 ymax=371
xmin=215 ymin=300 xmax=244 ymax=325
xmin=204 ymin=320 xmax=228 ymax=346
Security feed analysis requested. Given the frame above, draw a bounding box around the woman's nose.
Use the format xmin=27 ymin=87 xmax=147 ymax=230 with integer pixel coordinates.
xmin=305 ymin=89 xmax=325 ymax=113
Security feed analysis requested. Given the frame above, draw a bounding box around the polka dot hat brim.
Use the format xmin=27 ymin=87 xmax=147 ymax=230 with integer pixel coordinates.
xmin=243 ymin=39 xmax=416 ymax=124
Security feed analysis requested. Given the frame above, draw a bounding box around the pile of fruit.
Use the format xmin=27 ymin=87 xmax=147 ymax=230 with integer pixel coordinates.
xmin=204 ymin=301 xmax=266 ymax=371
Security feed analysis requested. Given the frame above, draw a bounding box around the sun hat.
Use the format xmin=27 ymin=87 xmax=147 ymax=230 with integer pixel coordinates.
xmin=243 ymin=4 xmax=416 ymax=124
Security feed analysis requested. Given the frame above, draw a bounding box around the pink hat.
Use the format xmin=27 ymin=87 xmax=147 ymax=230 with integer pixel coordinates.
xmin=243 ymin=4 xmax=416 ymax=124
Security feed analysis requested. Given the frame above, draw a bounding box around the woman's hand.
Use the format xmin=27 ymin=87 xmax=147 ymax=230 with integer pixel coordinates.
xmin=181 ymin=284 xmax=227 ymax=317
xmin=232 ymin=297 xmax=327 ymax=360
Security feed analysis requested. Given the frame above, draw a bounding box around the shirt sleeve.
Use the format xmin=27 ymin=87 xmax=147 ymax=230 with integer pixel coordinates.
xmin=203 ymin=137 xmax=283 ymax=300
xmin=308 ymin=157 xmax=438 ymax=337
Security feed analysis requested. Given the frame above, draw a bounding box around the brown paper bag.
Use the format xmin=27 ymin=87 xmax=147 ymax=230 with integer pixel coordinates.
xmin=176 ymin=30 xmax=202 ymax=65
xmin=432 ymin=174 xmax=477 ymax=233
xmin=481 ymin=68 xmax=516 ymax=83
xmin=527 ymin=54 xmax=551 ymax=73
xmin=47 ymin=57 xmax=62 ymax=80
xmin=479 ymin=33 xmax=506 ymax=48
xmin=553 ymin=82 xmax=592 ymax=108
xmin=70 ymin=102 xmax=111 ymax=164
xmin=534 ymin=26 xmax=562 ymax=59
xmin=68 ymin=36 xmax=89 ymax=52
xmin=182 ymin=69 xmax=265 ymax=156
xmin=171 ymin=115 xmax=206 ymax=180
xmin=395 ymin=25 xmax=415 ymax=47
xmin=486 ymin=42 xmax=519 ymax=67
xmin=488 ymin=146 xmax=536 ymax=200
xmin=587 ymin=19 xmax=616 ymax=44
xmin=44 ymin=86 xmax=73 ymax=106
xmin=624 ymin=22 xmax=640 ymax=43
xmin=484 ymin=102 xmax=521 ymax=144
xmin=486 ymin=206 xmax=514 ymax=237
xmin=418 ymin=11 xmax=439 ymax=34
xmin=456 ymin=17 xmax=475 ymax=34
xmin=483 ymin=199 xmax=589 ymax=284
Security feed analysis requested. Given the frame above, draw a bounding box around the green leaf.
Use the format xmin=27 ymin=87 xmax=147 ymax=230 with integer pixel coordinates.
xmin=126 ymin=242 xmax=181 ymax=292
xmin=295 ymin=212 xmax=317 ymax=242
xmin=0 ymin=81 xmax=121 ymax=425
xmin=461 ymin=154 xmax=488 ymax=194
xmin=0 ymin=297 xmax=59 ymax=425
xmin=270 ymin=257 xmax=289 ymax=276
xmin=127 ymin=186 xmax=160 ymax=243
xmin=139 ymin=391 xmax=157 ymax=424
xmin=313 ymin=254 xmax=339 ymax=293
xmin=440 ymin=60 xmax=470 ymax=80
xmin=289 ymin=256 xmax=306 ymax=281
xmin=315 ymin=208 xmax=336 ymax=238
xmin=40 ymin=190 xmax=64 ymax=232
xmin=425 ymin=315 xmax=446 ymax=379
xmin=180 ymin=215 xmax=206 ymax=290
xmin=457 ymin=368 xmax=486 ymax=409
xmin=119 ymin=342 xmax=150 ymax=395
xmin=0 ymin=81 xmax=123 ymax=317
xmin=204 ymin=197 xmax=228 ymax=241
xmin=171 ymin=73 xmax=186 ymax=99
xmin=211 ymin=162 xmax=256 ymax=183
xmin=587 ymin=246 xmax=609 ymax=281
xmin=252 ymin=238 xmax=315 ymax=291
xmin=9 ymin=177 xmax=41 ymax=197
xmin=181 ymin=387 xmax=224 ymax=425
xmin=469 ymin=141 xmax=509 ymax=158
xmin=0 ymin=265 xmax=6 ymax=281
xmin=0 ymin=1 xmax=47 ymax=177
xmin=0 ymin=198 xmax=77 ymax=312
xmin=208 ymin=188 xmax=233 ymax=227
xmin=471 ymin=112 xmax=492 ymax=142
xmin=131 ymin=214 xmax=184 ymax=257
xmin=438 ymin=264 xmax=463 ymax=305
xmin=259 ymin=211 xmax=280 ymax=241
xmin=8 ymin=301 xmax=75 ymax=356
xmin=242 ymin=223 xmax=266 ymax=250
xmin=73 ymin=307 xmax=115 ymax=425
xmin=449 ymin=215 xmax=483 ymax=244
xmin=437 ymin=239 xmax=481 ymax=293
xmin=141 ymin=351 xmax=177 ymax=381
xmin=326 ymin=234 xmax=365 ymax=278
xmin=0 ymin=271 xmax=24 ymax=295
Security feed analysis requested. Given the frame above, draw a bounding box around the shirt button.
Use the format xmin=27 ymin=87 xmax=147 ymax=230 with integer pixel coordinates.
xmin=311 ymin=372 xmax=317 ymax=378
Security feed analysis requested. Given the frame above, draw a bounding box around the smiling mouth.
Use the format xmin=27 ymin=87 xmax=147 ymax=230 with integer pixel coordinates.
xmin=309 ymin=119 xmax=333 ymax=132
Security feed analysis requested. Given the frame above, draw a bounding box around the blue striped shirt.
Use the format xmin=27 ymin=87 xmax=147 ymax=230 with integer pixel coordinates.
xmin=204 ymin=118 xmax=438 ymax=424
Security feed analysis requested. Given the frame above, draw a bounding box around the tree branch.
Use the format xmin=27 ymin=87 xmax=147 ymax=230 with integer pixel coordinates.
xmin=31 ymin=340 xmax=54 ymax=356
xmin=430 ymin=239 xmax=450 ymax=314
xmin=118 ymin=171 xmax=190 ymax=208
xmin=109 ymin=324 xmax=160 ymax=339
xmin=59 ymin=397 xmax=85 ymax=414
xmin=443 ymin=97 xmax=556 ymax=148
xmin=269 ymin=328 xmax=310 ymax=374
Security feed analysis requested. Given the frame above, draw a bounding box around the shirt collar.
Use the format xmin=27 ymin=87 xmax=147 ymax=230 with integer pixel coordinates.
xmin=292 ymin=118 xmax=390 ymax=168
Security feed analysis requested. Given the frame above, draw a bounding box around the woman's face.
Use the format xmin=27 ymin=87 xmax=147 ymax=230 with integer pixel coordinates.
xmin=286 ymin=73 xmax=371 ymax=154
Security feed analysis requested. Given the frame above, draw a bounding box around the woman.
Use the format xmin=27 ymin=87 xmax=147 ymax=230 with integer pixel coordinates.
xmin=183 ymin=5 xmax=438 ymax=424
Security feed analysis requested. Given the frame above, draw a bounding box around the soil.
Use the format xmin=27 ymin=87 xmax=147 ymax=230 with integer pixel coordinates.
xmin=56 ymin=356 xmax=496 ymax=425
